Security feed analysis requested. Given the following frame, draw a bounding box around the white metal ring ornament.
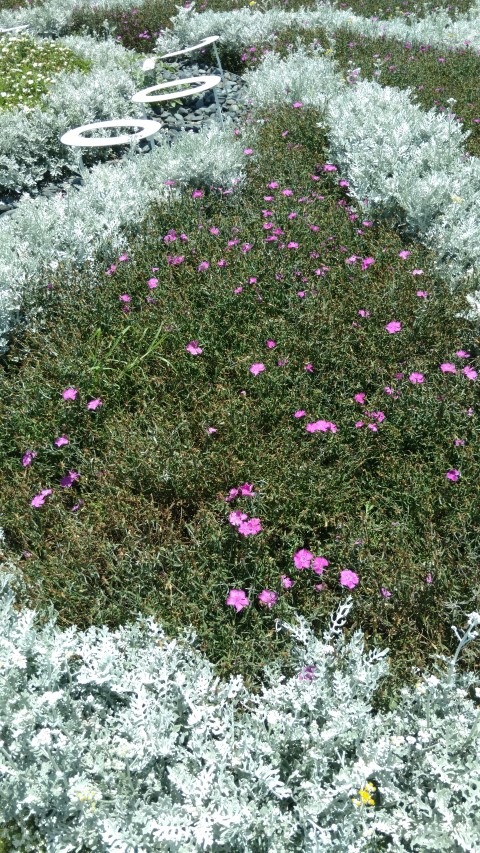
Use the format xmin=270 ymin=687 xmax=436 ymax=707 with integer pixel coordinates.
xmin=132 ymin=74 xmax=225 ymax=129
xmin=131 ymin=75 xmax=220 ymax=105
xmin=60 ymin=118 xmax=161 ymax=180
xmin=157 ymin=35 xmax=220 ymax=61
xmin=60 ymin=118 xmax=161 ymax=148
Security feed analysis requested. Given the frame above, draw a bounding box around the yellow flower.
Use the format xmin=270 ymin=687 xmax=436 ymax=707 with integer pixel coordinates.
xmin=450 ymin=194 xmax=463 ymax=204
xmin=352 ymin=782 xmax=376 ymax=807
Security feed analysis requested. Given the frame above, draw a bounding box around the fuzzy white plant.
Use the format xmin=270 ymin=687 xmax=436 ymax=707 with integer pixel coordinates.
xmin=0 ymin=35 xmax=145 ymax=195
xmin=155 ymin=0 xmax=480 ymax=57
xmin=0 ymin=570 xmax=479 ymax=852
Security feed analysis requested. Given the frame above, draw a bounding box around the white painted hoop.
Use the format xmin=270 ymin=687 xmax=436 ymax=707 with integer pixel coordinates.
xmin=60 ymin=118 xmax=161 ymax=148
xmin=131 ymin=74 xmax=221 ymax=105
xmin=157 ymin=36 xmax=220 ymax=61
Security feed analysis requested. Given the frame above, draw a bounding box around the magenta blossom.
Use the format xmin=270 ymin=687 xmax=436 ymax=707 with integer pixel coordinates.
xmin=226 ymin=589 xmax=249 ymax=612
xmin=294 ymin=549 xmax=313 ymax=569
xmin=239 ymin=483 xmax=255 ymax=496
xmin=59 ymin=471 xmax=80 ymax=488
xmin=62 ymin=387 xmax=78 ymax=401
xmin=385 ymin=321 xmax=402 ymax=334
xmin=446 ymin=469 xmax=460 ymax=481
xmin=31 ymin=489 xmax=52 ymax=508
xmin=22 ymin=450 xmax=37 ymax=467
xmin=306 ymin=420 xmax=337 ymax=434
xmin=249 ymin=363 xmax=265 ymax=376
xmin=339 ymin=569 xmax=359 ymax=589
xmin=440 ymin=363 xmax=456 ymax=374
xmin=281 ymin=575 xmax=294 ymax=589
xmin=186 ymin=340 xmax=203 ymax=355
xmin=258 ymin=589 xmax=278 ymax=608
xmin=409 ymin=372 xmax=424 ymax=384
xmin=87 ymin=398 xmax=103 ymax=411
xmin=294 ymin=410 xmax=306 ymax=418
xmin=312 ymin=556 xmax=329 ymax=575
xmin=381 ymin=588 xmax=392 ymax=598
xmin=54 ymin=435 xmax=69 ymax=448
xmin=354 ymin=393 xmax=366 ymax=404
xmin=266 ymin=339 xmax=276 ymax=349
xmin=463 ymin=366 xmax=477 ymax=381
xmin=229 ymin=510 xmax=248 ymax=527
xmin=238 ymin=517 xmax=262 ymax=536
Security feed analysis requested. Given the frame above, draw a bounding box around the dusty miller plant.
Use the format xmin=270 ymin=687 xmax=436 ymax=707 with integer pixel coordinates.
xmin=0 ymin=570 xmax=479 ymax=852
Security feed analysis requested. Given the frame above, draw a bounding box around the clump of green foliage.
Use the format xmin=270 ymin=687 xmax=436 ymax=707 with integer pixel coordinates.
xmin=1 ymin=100 xmax=478 ymax=711
xmin=0 ymin=32 xmax=92 ymax=112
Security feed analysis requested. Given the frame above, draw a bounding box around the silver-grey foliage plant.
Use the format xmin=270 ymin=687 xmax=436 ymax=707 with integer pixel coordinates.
xmin=0 ymin=571 xmax=479 ymax=852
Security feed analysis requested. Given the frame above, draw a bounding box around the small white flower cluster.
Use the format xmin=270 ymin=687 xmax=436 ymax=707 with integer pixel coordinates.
xmin=0 ymin=572 xmax=479 ymax=852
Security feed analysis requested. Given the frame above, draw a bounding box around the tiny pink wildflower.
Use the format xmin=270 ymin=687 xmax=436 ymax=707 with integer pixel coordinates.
xmin=446 ymin=469 xmax=460 ymax=481
xmin=266 ymin=339 xmax=276 ymax=349
xmin=258 ymin=589 xmax=278 ymax=608
xmin=62 ymin=387 xmax=78 ymax=401
xmin=147 ymin=278 xmax=158 ymax=289
xmin=294 ymin=549 xmax=313 ymax=569
xmin=354 ymin=393 xmax=366 ymax=404
xmin=238 ymin=517 xmax=262 ymax=536
xmin=409 ymin=372 xmax=424 ymax=384
xmin=54 ymin=435 xmax=69 ymax=448
xmin=249 ymin=363 xmax=265 ymax=376
xmin=87 ymin=398 xmax=103 ymax=411
xmin=22 ymin=450 xmax=37 ymax=467
xmin=312 ymin=556 xmax=329 ymax=575
xmin=339 ymin=569 xmax=359 ymax=589
xmin=281 ymin=575 xmax=294 ymax=589
xmin=59 ymin=471 xmax=80 ymax=488
xmin=229 ymin=511 xmax=248 ymax=527
xmin=385 ymin=321 xmax=402 ymax=334
xmin=381 ymin=588 xmax=392 ymax=598
xmin=31 ymin=489 xmax=52 ymax=508
xmin=186 ymin=340 xmax=203 ymax=355
xmin=294 ymin=410 xmax=306 ymax=418
xmin=440 ymin=363 xmax=456 ymax=374
xmin=226 ymin=589 xmax=249 ymax=612
xmin=462 ymin=366 xmax=477 ymax=381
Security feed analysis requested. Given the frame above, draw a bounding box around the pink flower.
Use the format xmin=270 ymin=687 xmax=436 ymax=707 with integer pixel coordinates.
xmin=226 ymin=589 xmax=249 ymax=612
xmin=339 ymin=569 xmax=359 ymax=589
xmin=304 ymin=363 xmax=314 ymax=372
xmin=294 ymin=549 xmax=313 ymax=569
xmin=243 ymin=148 xmax=253 ymax=155
xmin=462 ymin=366 xmax=477 ymax=381
xmin=297 ymin=291 xmax=305 ymax=298
xmin=454 ymin=438 xmax=465 ymax=446
xmin=409 ymin=372 xmax=424 ymax=384
xmin=354 ymin=393 xmax=366 ymax=404
xmin=118 ymin=253 xmax=129 ymax=262
xmin=440 ymin=363 xmax=456 ymax=374
xmin=298 ymin=665 xmax=317 ymax=681
xmin=398 ymin=250 xmax=411 ymax=259
xmin=225 ymin=488 xmax=239 ymax=502
xmin=361 ymin=257 xmax=375 ymax=270
xmin=22 ymin=450 xmax=37 ymax=467
xmin=446 ymin=469 xmax=460 ymax=481
xmin=266 ymin=339 xmax=276 ymax=348
xmin=385 ymin=321 xmax=402 ymax=334
xmin=456 ymin=350 xmax=470 ymax=358
xmin=258 ymin=589 xmax=278 ymax=608
xmin=147 ymin=278 xmax=158 ymax=289
xmin=281 ymin=575 xmax=294 ymax=589
xmin=59 ymin=470 xmax=80 ymax=488
xmin=306 ymin=420 xmax=337 ymax=433
xmin=249 ymin=363 xmax=265 ymax=376
xmin=355 ymin=421 xmax=364 ymax=428
xmin=197 ymin=261 xmax=209 ymax=272
xmin=87 ymin=398 xmax=103 ymax=410
xmin=229 ymin=511 xmax=248 ymax=527
xmin=239 ymin=483 xmax=255 ymax=496
xmin=31 ymin=489 xmax=52 ymax=508
xmin=207 ymin=427 xmax=217 ymax=434
xmin=186 ymin=340 xmax=203 ymax=355
xmin=367 ymin=423 xmax=378 ymax=432
xmin=119 ymin=294 xmax=131 ymax=303
xmin=312 ymin=556 xmax=329 ymax=575
xmin=294 ymin=410 xmax=306 ymax=418
xmin=54 ymin=435 xmax=69 ymax=448
xmin=238 ymin=517 xmax=262 ymax=536
xmin=234 ymin=286 xmax=243 ymax=294
xmin=62 ymin=387 xmax=78 ymax=401
xmin=412 ymin=269 xmax=423 ymax=276
xmin=358 ymin=309 xmax=370 ymax=318
xmin=381 ymin=587 xmax=392 ymax=598
xmin=416 ymin=290 xmax=428 ymax=297
xmin=425 ymin=573 xmax=433 ymax=584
